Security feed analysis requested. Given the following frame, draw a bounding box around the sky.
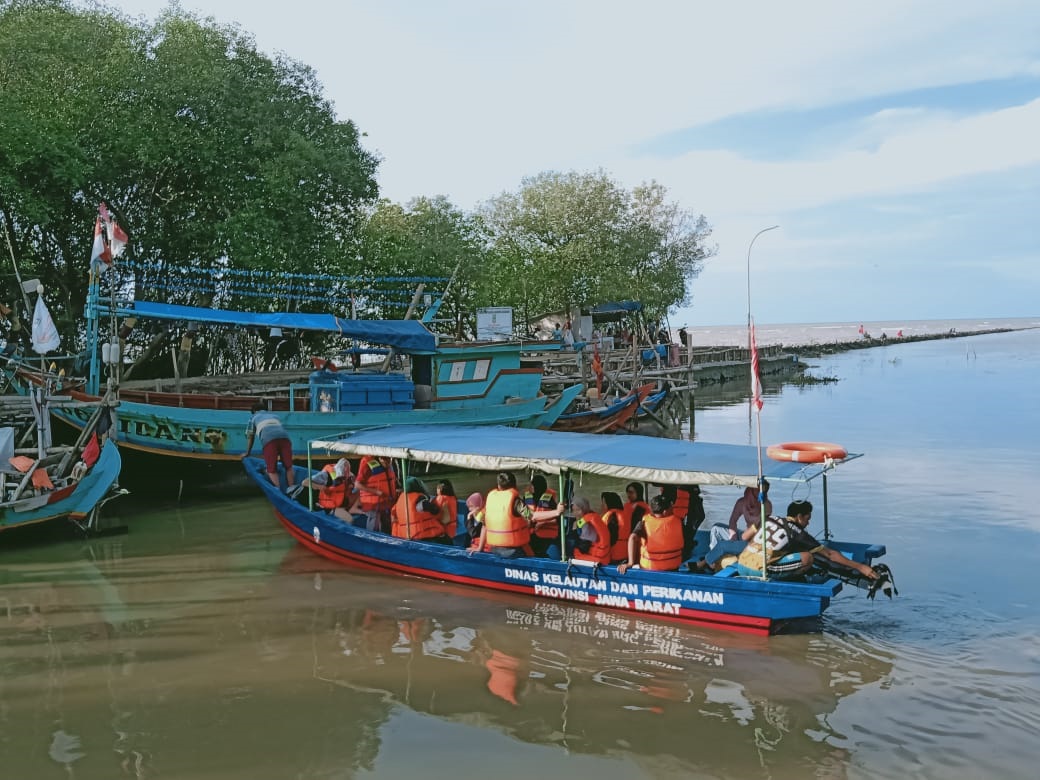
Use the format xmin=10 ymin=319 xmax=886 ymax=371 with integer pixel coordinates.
xmin=114 ymin=0 xmax=1040 ymax=326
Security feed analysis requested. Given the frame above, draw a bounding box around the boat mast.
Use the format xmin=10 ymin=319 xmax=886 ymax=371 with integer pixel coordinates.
xmin=1 ymin=219 xmax=36 ymax=322
xmin=746 ymin=226 xmax=778 ymax=579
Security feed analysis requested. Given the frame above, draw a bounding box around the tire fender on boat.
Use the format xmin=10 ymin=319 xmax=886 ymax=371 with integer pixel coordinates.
xmin=766 ymin=441 xmax=848 ymax=463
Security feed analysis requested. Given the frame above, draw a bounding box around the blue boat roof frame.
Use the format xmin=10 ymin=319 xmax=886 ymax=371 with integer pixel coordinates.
xmin=309 ymin=425 xmax=862 ymax=488
xmin=121 ymin=301 xmax=437 ymax=353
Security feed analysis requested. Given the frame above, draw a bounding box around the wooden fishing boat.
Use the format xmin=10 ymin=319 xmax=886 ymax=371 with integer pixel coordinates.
xmin=0 ymin=383 xmax=125 ymax=535
xmin=549 ymin=383 xmax=654 ymax=433
xmin=636 ymin=386 xmax=668 ymax=418
xmin=245 ymin=424 xmax=890 ymax=636
xmin=2 ymin=299 xmax=581 ymax=468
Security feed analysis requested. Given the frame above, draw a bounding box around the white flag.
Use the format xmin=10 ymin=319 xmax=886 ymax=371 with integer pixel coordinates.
xmin=31 ymin=295 xmax=60 ymax=355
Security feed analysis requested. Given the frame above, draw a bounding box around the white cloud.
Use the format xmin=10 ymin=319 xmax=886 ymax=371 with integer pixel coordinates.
xmin=104 ymin=1 xmax=1040 ymax=323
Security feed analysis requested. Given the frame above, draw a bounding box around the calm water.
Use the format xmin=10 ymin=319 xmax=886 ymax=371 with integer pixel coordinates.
xmin=2 ymin=326 xmax=1039 ymax=779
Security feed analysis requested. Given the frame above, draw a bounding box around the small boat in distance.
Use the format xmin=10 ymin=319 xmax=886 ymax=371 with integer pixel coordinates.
xmin=246 ymin=424 xmax=890 ymax=636
xmin=550 ymin=383 xmax=655 ymax=433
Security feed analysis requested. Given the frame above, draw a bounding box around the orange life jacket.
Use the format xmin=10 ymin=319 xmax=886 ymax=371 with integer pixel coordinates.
xmin=317 ymin=464 xmax=350 ymax=511
xmin=573 ymin=512 xmax=611 ymax=565
xmin=484 ymin=487 xmax=531 ymax=548
xmin=433 ymin=494 xmax=457 ymax=537
xmin=525 ymin=488 xmax=559 ymax=539
xmin=639 ymin=513 xmax=684 ymax=571
xmin=391 ymin=492 xmax=446 ymax=540
xmin=667 ymin=489 xmax=690 ymax=522
xmin=604 ymin=508 xmax=629 ymax=562
xmin=624 ymin=500 xmax=650 ymax=529
xmin=357 ymin=456 xmax=397 ymax=510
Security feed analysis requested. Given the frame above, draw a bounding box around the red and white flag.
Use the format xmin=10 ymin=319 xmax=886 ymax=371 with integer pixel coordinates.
xmin=750 ymin=318 xmax=763 ymax=411
xmin=90 ymin=202 xmax=128 ymax=275
xmin=90 ymin=215 xmax=111 ymax=272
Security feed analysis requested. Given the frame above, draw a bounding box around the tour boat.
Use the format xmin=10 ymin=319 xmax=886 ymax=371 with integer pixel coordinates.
xmin=245 ymin=424 xmax=890 ymax=636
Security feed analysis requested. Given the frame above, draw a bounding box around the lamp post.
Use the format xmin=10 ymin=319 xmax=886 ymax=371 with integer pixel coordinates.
xmin=746 ymin=225 xmax=779 ymax=332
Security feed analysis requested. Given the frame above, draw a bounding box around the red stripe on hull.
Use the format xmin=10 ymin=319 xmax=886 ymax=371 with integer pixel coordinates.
xmin=275 ymin=512 xmax=774 ymax=636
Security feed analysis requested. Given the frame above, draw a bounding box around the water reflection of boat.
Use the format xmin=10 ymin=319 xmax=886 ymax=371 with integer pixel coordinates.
xmin=280 ymin=548 xmax=895 ymax=778
xmin=249 ymin=424 xmax=889 ymax=635
xmin=0 ymin=531 xmax=893 ymax=779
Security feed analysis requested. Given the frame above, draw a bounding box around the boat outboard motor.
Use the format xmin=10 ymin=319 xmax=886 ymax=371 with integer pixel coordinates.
xmin=812 ymin=556 xmax=898 ymax=600
xmin=865 ymin=563 xmax=898 ymax=600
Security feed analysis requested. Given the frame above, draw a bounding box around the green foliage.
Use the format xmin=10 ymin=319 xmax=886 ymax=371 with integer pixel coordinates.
xmin=0 ymin=0 xmax=378 ymax=344
xmin=0 ymin=0 xmax=713 ymax=361
xmin=476 ymin=171 xmax=714 ymax=328
xmin=358 ymin=197 xmax=486 ymax=338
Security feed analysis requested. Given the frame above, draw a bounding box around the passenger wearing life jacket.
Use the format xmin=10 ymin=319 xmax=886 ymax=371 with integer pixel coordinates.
xmin=658 ymin=483 xmax=706 ymax=561
xmin=600 ymin=491 xmax=628 ymax=563
xmin=569 ymin=496 xmax=611 ymax=565
xmin=293 ymin=458 xmax=355 ymax=521
xmin=624 ymin=482 xmax=651 ymax=531
xmin=463 ymin=492 xmax=485 ymax=546
xmin=617 ymin=494 xmax=685 ymax=574
xmin=474 ymin=472 xmax=564 ymax=559
xmin=433 ymin=479 xmax=459 ymax=541
xmin=524 ymin=474 xmax=560 ymax=556
xmin=391 ymin=477 xmax=452 ymax=543
xmin=356 ymin=454 xmax=399 ymax=533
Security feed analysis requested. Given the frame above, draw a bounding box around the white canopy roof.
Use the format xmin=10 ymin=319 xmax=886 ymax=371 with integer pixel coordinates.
xmin=308 ymin=425 xmax=859 ymax=487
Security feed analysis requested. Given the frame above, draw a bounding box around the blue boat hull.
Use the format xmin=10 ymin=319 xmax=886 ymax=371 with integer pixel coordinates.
xmin=0 ymin=439 xmax=122 ymax=533
xmin=247 ymin=459 xmax=868 ymax=636
xmin=5 ymin=366 xmax=579 ymax=465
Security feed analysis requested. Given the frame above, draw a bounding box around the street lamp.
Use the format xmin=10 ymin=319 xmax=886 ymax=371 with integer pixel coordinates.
xmin=746 ymin=225 xmax=779 ymax=331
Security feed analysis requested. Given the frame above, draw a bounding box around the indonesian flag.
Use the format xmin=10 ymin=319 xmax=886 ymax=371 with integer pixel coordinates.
xmin=750 ymin=318 xmax=763 ymax=411
xmin=90 ymin=215 xmax=110 ymax=272
xmin=90 ymin=202 xmax=128 ymax=274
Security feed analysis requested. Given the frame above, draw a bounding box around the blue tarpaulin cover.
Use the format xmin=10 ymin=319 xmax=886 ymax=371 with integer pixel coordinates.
xmin=125 ymin=301 xmax=437 ymax=352
xmin=309 ymin=425 xmax=860 ymax=487
xmin=591 ymin=301 xmax=643 ymax=320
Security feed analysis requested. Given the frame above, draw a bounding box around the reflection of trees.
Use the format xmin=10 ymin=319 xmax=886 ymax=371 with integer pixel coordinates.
xmin=0 ymin=547 xmax=392 ymax=779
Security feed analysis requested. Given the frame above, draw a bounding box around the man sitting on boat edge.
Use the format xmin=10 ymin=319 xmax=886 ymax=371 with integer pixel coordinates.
xmin=735 ymin=500 xmax=878 ymax=582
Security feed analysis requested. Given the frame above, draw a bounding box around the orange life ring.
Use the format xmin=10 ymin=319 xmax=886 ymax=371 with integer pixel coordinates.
xmin=766 ymin=441 xmax=848 ymax=463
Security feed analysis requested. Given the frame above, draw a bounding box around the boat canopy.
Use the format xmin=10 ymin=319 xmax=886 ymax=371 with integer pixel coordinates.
xmin=124 ymin=301 xmax=437 ymax=352
xmin=590 ymin=300 xmax=643 ymax=321
xmin=309 ymin=425 xmax=860 ymax=487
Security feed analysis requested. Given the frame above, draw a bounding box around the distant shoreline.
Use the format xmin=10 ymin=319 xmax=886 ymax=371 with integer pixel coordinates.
xmin=789 ymin=326 xmax=1030 ymax=356
xmin=682 ymin=317 xmax=1038 ymax=349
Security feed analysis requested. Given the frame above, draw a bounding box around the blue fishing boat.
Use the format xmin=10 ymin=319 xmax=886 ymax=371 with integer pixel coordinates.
xmin=550 ymin=383 xmax=654 ymax=433
xmin=1 ymin=384 xmax=125 ymax=535
xmin=3 ymin=299 xmax=581 ymax=468
xmin=245 ymin=425 xmax=892 ymax=636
